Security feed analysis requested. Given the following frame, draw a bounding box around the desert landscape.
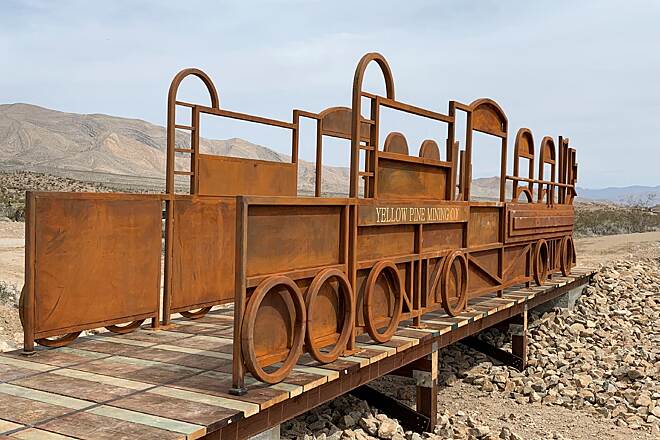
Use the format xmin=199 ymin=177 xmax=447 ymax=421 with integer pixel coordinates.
xmin=0 ymin=104 xmax=658 ymax=440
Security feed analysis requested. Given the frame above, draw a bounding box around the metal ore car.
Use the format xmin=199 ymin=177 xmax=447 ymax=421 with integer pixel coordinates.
xmin=19 ymin=53 xmax=578 ymax=394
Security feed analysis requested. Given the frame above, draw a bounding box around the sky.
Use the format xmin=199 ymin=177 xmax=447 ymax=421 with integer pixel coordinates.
xmin=1 ymin=0 xmax=659 ymax=188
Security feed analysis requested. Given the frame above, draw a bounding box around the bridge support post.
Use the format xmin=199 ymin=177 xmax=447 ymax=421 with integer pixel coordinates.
xmin=356 ymin=343 xmax=439 ymax=432
xmin=462 ymin=305 xmax=528 ymax=371
xmin=510 ymin=305 xmax=528 ymax=368
xmin=414 ymin=346 xmax=438 ymax=427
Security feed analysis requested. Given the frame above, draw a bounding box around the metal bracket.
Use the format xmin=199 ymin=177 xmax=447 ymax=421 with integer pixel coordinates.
xmin=350 ymin=385 xmax=431 ymax=433
xmin=228 ymin=387 xmax=248 ymax=396
xmin=461 ymin=337 xmax=526 ymax=371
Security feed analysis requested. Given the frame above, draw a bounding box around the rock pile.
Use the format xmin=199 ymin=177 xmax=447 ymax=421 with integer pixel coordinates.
xmin=281 ymin=394 xmax=524 ymax=440
xmin=439 ymin=258 xmax=659 ymax=434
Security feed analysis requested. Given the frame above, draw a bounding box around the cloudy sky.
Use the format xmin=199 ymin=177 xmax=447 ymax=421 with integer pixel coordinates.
xmin=1 ymin=0 xmax=658 ymax=188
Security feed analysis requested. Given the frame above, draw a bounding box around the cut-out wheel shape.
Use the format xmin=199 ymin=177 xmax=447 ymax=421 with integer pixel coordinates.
xmin=305 ymin=268 xmax=354 ymax=364
xmin=19 ymin=287 xmax=108 ymax=347
xmin=106 ymin=320 xmax=146 ymax=334
xmin=35 ymin=332 xmax=83 ymax=348
xmin=533 ymin=239 xmax=549 ymax=285
xmin=363 ymin=260 xmax=404 ymax=343
xmin=241 ymin=276 xmax=306 ymax=384
xmin=560 ymin=236 xmax=575 ymax=276
xmin=440 ymin=251 xmax=468 ymax=316
xmin=180 ymin=307 xmax=212 ymax=320
xmin=19 ymin=288 xmax=82 ymax=348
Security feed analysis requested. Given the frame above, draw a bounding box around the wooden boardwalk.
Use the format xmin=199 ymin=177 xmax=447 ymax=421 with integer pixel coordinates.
xmin=0 ymin=268 xmax=595 ymax=440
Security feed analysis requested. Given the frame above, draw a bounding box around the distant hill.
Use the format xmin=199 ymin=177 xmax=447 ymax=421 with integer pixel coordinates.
xmin=1 ymin=103 xmax=656 ymax=202
xmin=576 ymin=185 xmax=660 ymax=204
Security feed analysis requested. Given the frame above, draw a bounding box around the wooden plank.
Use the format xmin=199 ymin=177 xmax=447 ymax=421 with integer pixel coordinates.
xmin=37 ymin=412 xmax=184 ymax=440
xmin=9 ymin=428 xmax=76 ymax=439
xmin=149 ymin=386 xmax=259 ymax=418
xmin=0 ymin=419 xmax=23 ymax=434
xmin=0 ymin=384 xmax=93 ymax=410
xmin=107 ymin=392 xmax=240 ymax=429
xmin=9 ymin=373 xmax=136 ymax=404
xmin=88 ymin=406 xmax=205 ymax=438
xmin=51 ymin=369 xmax=151 ymax=391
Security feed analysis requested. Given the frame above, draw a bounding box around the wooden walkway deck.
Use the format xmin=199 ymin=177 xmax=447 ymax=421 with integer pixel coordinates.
xmin=0 ymin=268 xmax=595 ymax=440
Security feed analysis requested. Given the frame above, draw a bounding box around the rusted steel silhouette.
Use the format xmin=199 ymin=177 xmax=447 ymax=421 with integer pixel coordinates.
xmin=19 ymin=53 xmax=578 ymax=393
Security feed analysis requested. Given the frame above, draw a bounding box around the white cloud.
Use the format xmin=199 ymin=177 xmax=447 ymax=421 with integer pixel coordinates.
xmin=1 ymin=0 xmax=658 ymax=187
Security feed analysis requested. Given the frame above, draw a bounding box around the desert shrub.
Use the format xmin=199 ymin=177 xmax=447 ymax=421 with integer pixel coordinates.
xmin=0 ymin=281 xmax=19 ymax=308
xmin=575 ymin=195 xmax=660 ymax=237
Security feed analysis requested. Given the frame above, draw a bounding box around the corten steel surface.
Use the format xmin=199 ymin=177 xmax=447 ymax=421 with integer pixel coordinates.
xmin=2 ymin=270 xmax=594 ymax=440
xmin=19 ymin=52 xmax=579 ymax=392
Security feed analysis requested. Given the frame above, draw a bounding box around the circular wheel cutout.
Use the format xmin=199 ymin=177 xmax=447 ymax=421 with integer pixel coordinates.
xmin=560 ymin=236 xmax=575 ymax=276
xmin=534 ymin=239 xmax=549 ymax=285
xmin=106 ymin=320 xmax=146 ymax=334
xmin=241 ymin=276 xmax=306 ymax=384
xmin=440 ymin=251 xmax=468 ymax=316
xmin=180 ymin=307 xmax=212 ymax=320
xmin=36 ymin=332 xmax=82 ymax=348
xmin=305 ymin=268 xmax=354 ymax=364
xmin=363 ymin=260 xmax=404 ymax=343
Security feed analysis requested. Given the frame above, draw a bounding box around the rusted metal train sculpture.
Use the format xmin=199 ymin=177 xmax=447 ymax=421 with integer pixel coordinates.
xmin=19 ymin=53 xmax=577 ymax=394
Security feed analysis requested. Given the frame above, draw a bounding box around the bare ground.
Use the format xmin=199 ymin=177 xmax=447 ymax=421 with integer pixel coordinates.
xmin=375 ymin=375 xmax=658 ymax=440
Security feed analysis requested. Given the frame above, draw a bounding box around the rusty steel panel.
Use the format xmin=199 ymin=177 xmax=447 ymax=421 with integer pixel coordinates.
xmin=467 ymin=249 xmax=502 ymax=295
xmin=357 ymin=224 xmax=415 ymax=262
xmin=422 ymin=223 xmax=464 ymax=252
xmin=22 ymin=193 xmax=161 ymax=347
xmin=358 ymin=202 xmax=469 ymax=226
xmin=170 ymin=197 xmax=236 ymax=313
xmin=246 ymin=205 xmax=343 ymax=277
xmin=319 ymin=106 xmax=371 ymax=141
xmin=468 ymin=206 xmax=501 ymax=246
xmin=505 ymin=204 xmax=574 ymax=243
xmin=377 ymin=156 xmax=450 ymax=200
xmin=197 ymin=155 xmax=297 ymax=197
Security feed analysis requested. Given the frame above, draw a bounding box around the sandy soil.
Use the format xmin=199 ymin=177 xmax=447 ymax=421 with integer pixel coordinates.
xmin=374 ymin=377 xmax=657 ymax=440
xmin=0 ymin=222 xmax=24 ymax=288
xmin=433 ymin=381 xmax=658 ymax=440
xmin=576 ymin=230 xmax=660 ymax=267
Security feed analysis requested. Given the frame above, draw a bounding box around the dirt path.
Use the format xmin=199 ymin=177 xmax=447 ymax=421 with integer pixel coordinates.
xmin=0 ymin=222 xmax=24 ymax=288
xmin=576 ymin=230 xmax=660 ymax=267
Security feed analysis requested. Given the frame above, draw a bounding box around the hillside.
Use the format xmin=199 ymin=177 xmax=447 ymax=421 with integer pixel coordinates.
xmin=0 ymin=103 xmax=350 ymax=195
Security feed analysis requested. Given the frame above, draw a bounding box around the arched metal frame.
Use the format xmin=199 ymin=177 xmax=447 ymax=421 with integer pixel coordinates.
xmin=538 ymin=136 xmax=557 ymax=204
xmin=350 ymin=52 xmax=396 ymax=199
xmin=465 ymin=98 xmax=509 ymax=203
xmin=166 ymin=68 xmax=221 ymax=195
xmin=512 ymin=128 xmax=536 ymax=202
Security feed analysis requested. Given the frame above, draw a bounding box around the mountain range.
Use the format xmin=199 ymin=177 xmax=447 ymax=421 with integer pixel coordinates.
xmin=0 ymin=103 xmax=656 ymax=203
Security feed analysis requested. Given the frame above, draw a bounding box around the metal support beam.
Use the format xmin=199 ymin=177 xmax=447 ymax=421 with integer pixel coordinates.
xmin=383 ymin=343 xmax=439 ymax=428
xmin=462 ymin=305 xmax=528 ymax=371
xmin=415 ymin=349 xmax=438 ymax=428
xmin=350 ymin=385 xmax=431 ymax=433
